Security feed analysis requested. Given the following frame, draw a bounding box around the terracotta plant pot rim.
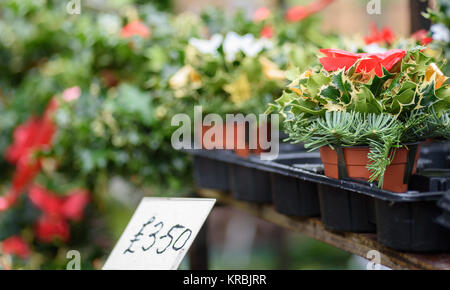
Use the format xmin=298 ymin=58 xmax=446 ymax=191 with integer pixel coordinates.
xmin=324 ymin=142 xmax=422 ymax=149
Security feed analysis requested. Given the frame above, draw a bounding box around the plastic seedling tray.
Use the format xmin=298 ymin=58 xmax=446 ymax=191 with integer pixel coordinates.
xmin=420 ymin=141 xmax=450 ymax=169
xmin=318 ymin=184 xmax=376 ymax=233
xmin=188 ymin=149 xmax=450 ymax=252
xmin=376 ymin=198 xmax=450 ymax=252
xmin=270 ymin=152 xmax=322 ymax=217
xmin=230 ymin=163 xmax=273 ymax=203
xmin=437 ymin=192 xmax=450 ymax=230
xmin=193 ymin=154 xmax=231 ymax=192
xmin=409 ymin=169 xmax=450 ymax=192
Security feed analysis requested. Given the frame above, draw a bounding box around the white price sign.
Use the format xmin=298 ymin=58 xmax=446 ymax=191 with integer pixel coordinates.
xmin=103 ymin=197 xmax=216 ymax=270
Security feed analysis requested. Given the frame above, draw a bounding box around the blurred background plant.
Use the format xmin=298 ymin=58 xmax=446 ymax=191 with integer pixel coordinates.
xmin=0 ymin=0 xmax=447 ymax=269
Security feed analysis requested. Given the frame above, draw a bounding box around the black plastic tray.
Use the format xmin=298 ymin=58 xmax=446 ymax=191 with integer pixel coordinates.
xmin=437 ymin=192 xmax=450 ymax=230
xmin=188 ymin=149 xmax=450 ymax=252
xmin=376 ymin=198 xmax=450 ymax=252
xmin=420 ymin=141 xmax=450 ymax=169
xmin=193 ymin=155 xmax=230 ymax=192
xmin=270 ymin=153 xmax=321 ymax=217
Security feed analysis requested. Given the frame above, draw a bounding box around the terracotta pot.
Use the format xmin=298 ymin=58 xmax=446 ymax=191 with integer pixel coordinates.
xmin=199 ymin=121 xmax=271 ymax=157
xmin=199 ymin=123 xmax=249 ymax=156
xmin=252 ymin=121 xmax=271 ymax=156
xmin=320 ymin=144 xmax=421 ymax=193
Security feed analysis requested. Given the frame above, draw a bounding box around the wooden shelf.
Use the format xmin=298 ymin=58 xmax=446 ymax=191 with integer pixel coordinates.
xmin=198 ymin=188 xmax=450 ymax=270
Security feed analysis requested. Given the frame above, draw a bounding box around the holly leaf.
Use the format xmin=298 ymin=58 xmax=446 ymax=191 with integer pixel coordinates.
xmin=349 ymin=86 xmax=382 ymax=114
xmin=364 ymin=67 xmax=394 ymax=98
xmin=332 ymin=70 xmax=353 ymax=104
xmin=285 ymin=67 xmax=301 ymax=81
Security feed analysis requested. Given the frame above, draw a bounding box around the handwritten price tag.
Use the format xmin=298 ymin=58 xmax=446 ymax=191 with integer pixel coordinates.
xmin=103 ymin=197 xmax=215 ymax=270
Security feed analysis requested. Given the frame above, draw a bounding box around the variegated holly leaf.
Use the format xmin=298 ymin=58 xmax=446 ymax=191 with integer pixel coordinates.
xmin=285 ymin=67 xmax=301 ymax=81
xmin=349 ymin=86 xmax=382 ymax=114
xmin=306 ymin=72 xmax=330 ymax=98
xmin=290 ymin=96 xmax=325 ymax=116
xmin=386 ymin=87 xmax=416 ymax=115
xmin=402 ymin=49 xmax=431 ymax=79
xmin=364 ymin=67 xmax=394 ymax=99
xmin=331 ymin=70 xmax=353 ymax=104
xmin=433 ymin=85 xmax=450 ymax=117
xmin=319 ymin=85 xmax=341 ymax=103
xmin=275 ymin=91 xmax=297 ymax=107
xmin=436 ymin=85 xmax=450 ymax=102
xmin=418 ymin=81 xmax=438 ymax=107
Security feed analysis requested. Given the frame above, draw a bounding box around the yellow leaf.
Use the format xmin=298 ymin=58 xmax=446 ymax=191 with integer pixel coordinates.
xmin=289 ymin=87 xmax=303 ymax=96
xmin=425 ymin=63 xmax=447 ymax=89
xmin=224 ymin=74 xmax=251 ymax=105
xmin=169 ymin=65 xmax=202 ymax=90
xmin=259 ymin=57 xmax=285 ymax=81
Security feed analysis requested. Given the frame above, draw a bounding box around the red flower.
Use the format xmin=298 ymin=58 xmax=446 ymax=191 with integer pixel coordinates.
xmin=286 ymin=6 xmax=309 ymax=22
xmin=2 ymin=99 xmax=59 ymax=211
xmin=1 ymin=236 xmax=30 ymax=259
xmin=62 ymin=189 xmax=90 ymax=221
xmin=29 ymin=185 xmax=89 ymax=221
xmin=286 ymin=0 xmax=335 ymax=22
xmin=260 ymin=25 xmax=274 ymax=39
xmin=0 ymin=118 xmax=52 ymax=209
xmin=253 ymin=7 xmax=271 ymax=22
xmin=35 ymin=215 xmax=70 ymax=243
xmin=5 ymin=117 xmax=42 ymax=166
xmin=121 ymin=20 xmax=150 ymax=38
xmin=411 ymin=29 xmax=433 ymax=45
xmin=6 ymin=100 xmax=57 ymax=169
xmin=364 ymin=24 xmax=396 ymax=45
xmin=0 ymin=190 xmax=22 ymax=212
xmin=319 ymin=48 xmax=406 ymax=77
xmin=11 ymin=162 xmax=40 ymax=195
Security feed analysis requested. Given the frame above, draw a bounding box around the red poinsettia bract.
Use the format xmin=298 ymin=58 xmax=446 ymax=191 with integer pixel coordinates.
xmin=121 ymin=20 xmax=150 ymax=38
xmin=364 ymin=24 xmax=396 ymax=45
xmin=319 ymin=48 xmax=406 ymax=77
xmin=411 ymin=29 xmax=433 ymax=46
xmin=285 ymin=0 xmax=335 ymax=22
xmin=1 ymin=235 xmax=30 ymax=259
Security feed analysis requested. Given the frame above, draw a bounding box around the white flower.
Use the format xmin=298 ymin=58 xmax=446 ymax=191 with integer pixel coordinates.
xmin=223 ymin=32 xmax=273 ymax=61
xmin=431 ymin=24 xmax=450 ymax=43
xmin=243 ymin=37 xmax=273 ymax=57
xmin=188 ymin=34 xmax=223 ymax=56
xmin=223 ymin=32 xmax=243 ymax=62
xmin=98 ymin=14 xmax=122 ymax=35
xmin=363 ymin=43 xmax=387 ymax=54
xmin=189 ymin=31 xmax=272 ymax=62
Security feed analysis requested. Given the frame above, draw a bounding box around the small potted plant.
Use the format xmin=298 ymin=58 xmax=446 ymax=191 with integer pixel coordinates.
xmin=267 ymin=47 xmax=449 ymax=192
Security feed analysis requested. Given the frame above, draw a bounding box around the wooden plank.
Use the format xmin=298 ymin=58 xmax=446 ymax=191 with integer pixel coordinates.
xmin=198 ymin=188 xmax=450 ymax=270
